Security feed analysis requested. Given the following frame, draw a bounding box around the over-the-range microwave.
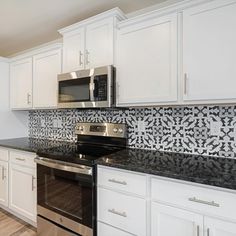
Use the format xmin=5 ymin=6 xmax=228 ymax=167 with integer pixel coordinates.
xmin=57 ymin=65 xmax=115 ymax=108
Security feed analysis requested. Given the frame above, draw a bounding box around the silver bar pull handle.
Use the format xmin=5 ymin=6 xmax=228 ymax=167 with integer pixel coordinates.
xmin=85 ymin=49 xmax=90 ymax=65
xmin=27 ymin=93 xmax=31 ymax=105
xmin=32 ymin=176 xmax=36 ymax=191
xmin=108 ymin=209 xmax=127 ymax=218
xmin=108 ymin=178 xmax=127 ymax=186
xmin=184 ymin=73 xmax=188 ymax=95
xmin=207 ymin=228 xmax=210 ymax=236
xmin=188 ymin=197 xmax=220 ymax=207
xmin=79 ymin=51 xmax=83 ymax=66
xmin=16 ymin=157 xmax=25 ymax=162
xmin=1 ymin=166 xmax=4 ymax=181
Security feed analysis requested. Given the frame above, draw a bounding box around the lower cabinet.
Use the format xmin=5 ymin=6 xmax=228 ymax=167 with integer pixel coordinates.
xmin=205 ymin=217 xmax=236 ymax=236
xmin=98 ymin=222 xmax=133 ymax=236
xmin=0 ymin=147 xmax=37 ymax=225
xmin=9 ymin=163 xmax=36 ymax=222
xmin=0 ymin=160 xmax=8 ymax=207
xmin=151 ymin=203 xmax=203 ymax=236
xmin=98 ymin=166 xmax=236 ymax=236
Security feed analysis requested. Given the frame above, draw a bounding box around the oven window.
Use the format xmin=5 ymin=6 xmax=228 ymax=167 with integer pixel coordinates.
xmin=59 ymin=77 xmax=90 ymax=103
xmin=37 ymin=165 xmax=93 ymax=228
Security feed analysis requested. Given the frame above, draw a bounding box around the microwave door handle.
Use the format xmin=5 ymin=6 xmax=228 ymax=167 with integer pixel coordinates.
xmin=89 ymin=76 xmax=95 ymax=101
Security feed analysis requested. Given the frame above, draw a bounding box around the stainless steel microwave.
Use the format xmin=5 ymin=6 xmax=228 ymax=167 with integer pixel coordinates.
xmin=57 ymin=65 xmax=115 ymax=108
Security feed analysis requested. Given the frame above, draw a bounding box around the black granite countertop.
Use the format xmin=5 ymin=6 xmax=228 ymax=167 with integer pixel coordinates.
xmin=0 ymin=137 xmax=236 ymax=190
xmin=96 ymin=148 xmax=236 ymax=191
xmin=0 ymin=137 xmax=75 ymax=154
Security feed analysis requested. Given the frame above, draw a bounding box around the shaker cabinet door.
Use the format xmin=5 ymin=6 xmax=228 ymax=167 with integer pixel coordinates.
xmin=9 ymin=163 xmax=36 ymax=222
xmin=151 ymin=203 xmax=203 ymax=236
xmin=63 ymin=28 xmax=85 ymax=73
xmin=116 ymin=13 xmax=178 ymax=106
xmin=86 ymin=18 xmax=114 ymax=69
xmin=33 ymin=48 xmax=62 ymax=108
xmin=205 ymin=217 xmax=236 ymax=236
xmin=183 ymin=0 xmax=236 ymax=102
xmin=10 ymin=58 xmax=33 ymax=109
xmin=0 ymin=160 xmax=8 ymax=207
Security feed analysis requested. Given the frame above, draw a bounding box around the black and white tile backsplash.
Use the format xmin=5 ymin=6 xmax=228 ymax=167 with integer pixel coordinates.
xmin=29 ymin=106 xmax=236 ymax=158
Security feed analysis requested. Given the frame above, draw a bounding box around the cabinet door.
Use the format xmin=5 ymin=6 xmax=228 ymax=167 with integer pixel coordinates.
xmin=183 ymin=0 xmax=236 ymax=102
xmin=10 ymin=58 xmax=33 ymax=109
xmin=0 ymin=161 xmax=8 ymax=207
xmin=33 ymin=48 xmax=62 ymax=108
xmin=98 ymin=222 xmax=133 ymax=236
xmin=86 ymin=18 xmax=113 ymax=69
xmin=205 ymin=217 xmax=236 ymax=236
xmin=116 ymin=13 xmax=178 ymax=106
xmin=151 ymin=203 xmax=203 ymax=236
xmin=63 ymin=28 xmax=85 ymax=73
xmin=9 ymin=163 xmax=36 ymax=222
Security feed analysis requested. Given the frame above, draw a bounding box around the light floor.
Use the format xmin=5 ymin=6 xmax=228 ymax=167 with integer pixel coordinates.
xmin=0 ymin=209 xmax=36 ymax=236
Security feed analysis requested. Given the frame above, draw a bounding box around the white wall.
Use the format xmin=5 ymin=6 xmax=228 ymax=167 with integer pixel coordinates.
xmin=0 ymin=58 xmax=28 ymax=139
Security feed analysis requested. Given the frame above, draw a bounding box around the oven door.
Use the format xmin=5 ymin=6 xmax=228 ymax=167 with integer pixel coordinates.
xmin=35 ymin=157 xmax=94 ymax=236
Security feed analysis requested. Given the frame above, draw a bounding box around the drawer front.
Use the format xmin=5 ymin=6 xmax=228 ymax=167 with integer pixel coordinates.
xmin=10 ymin=151 xmax=36 ymax=168
xmin=151 ymin=177 xmax=236 ymax=221
xmin=0 ymin=148 xmax=9 ymax=162
xmin=98 ymin=222 xmax=133 ymax=236
xmin=98 ymin=166 xmax=146 ymax=196
xmin=98 ymin=188 xmax=146 ymax=236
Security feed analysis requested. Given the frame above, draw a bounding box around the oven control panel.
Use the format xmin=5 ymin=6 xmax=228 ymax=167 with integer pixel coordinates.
xmin=75 ymin=122 xmax=126 ymax=138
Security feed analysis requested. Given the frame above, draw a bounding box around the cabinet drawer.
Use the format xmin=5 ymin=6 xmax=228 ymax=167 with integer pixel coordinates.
xmin=98 ymin=188 xmax=146 ymax=236
xmin=151 ymin=177 xmax=236 ymax=221
xmin=98 ymin=222 xmax=133 ymax=236
xmin=10 ymin=151 xmax=36 ymax=168
xmin=0 ymin=148 xmax=9 ymax=162
xmin=98 ymin=166 xmax=146 ymax=196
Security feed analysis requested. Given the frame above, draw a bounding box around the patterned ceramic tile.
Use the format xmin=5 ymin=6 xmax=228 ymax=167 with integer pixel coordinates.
xmin=28 ymin=105 xmax=236 ymax=158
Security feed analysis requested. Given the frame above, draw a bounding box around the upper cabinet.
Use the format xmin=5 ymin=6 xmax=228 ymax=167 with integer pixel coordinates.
xmin=59 ymin=8 xmax=126 ymax=73
xmin=10 ymin=44 xmax=62 ymax=110
xmin=33 ymin=49 xmax=61 ymax=109
xmin=10 ymin=58 xmax=33 ymax=109
xmin=182 ymin=0 xmax=236 ymax=103
xmin=116 ymin=13 xmax=178 ymax=106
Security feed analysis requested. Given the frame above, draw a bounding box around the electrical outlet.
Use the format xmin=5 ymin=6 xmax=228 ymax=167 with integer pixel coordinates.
xmin=138 ymin=120 xmax=146 ymax=132
xmin=52 ymin=119 xmax=58 ymax=128
xmin=40 ymin=119 xmax=45 ymax=128
xmin=210 ymin=121 xmax=221 ymax=136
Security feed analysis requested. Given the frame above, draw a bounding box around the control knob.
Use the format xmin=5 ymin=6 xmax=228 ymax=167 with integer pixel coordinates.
xmin=113 ymin=128 xmax=118 ymax=133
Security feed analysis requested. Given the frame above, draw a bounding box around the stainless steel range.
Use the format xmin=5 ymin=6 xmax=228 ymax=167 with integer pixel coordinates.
xmin=35 ymin=122 xmax=126 ymax=236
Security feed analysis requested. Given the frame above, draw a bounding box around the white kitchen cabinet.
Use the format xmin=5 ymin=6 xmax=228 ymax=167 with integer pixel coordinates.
xmin=86 ymin=18 xmax=114 ymax=69
xmin=205 ymin=217 xmax=236 ymax=236
xmin=183 ymin=0 xmax=236 ymax=102
xmin=9 ymin=150 xmax=36 ymax=222
xmin=98 ymin=222 xmax=133 ymax=236
xmin=33 ymin=48 xmax=62 ymax=108
xmin=59 ymin=8 xmax=126 ymax=72
xmin=0 ymin=160 xmax=8 ymax=207
xmin=10 ymin=58 xmax=33 ymax=109
xmin=151 ymin=202 xmax=203 ymax=236
xmin=9 ymin=163 xmax=36 ymax=222
xmin=10 ymin=43 xmax=62 ymax=110
xmin=116 ymin=13 xmax=178 ymax=106
xmin=63 ymin=28 xmax=85 ymax=72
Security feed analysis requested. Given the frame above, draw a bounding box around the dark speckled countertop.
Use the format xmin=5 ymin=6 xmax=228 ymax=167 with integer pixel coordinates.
xmin=96 ymin=148 xmax=236 ymax=190
xmin=0 ymin=137 xmax=75 ymax=153
xmin=0 ymin=137 xmax=236 ymax=190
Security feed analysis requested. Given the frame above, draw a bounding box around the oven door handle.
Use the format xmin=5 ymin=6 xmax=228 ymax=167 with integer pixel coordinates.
xmin=34 ymin=157 xmax=92 ymax=176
